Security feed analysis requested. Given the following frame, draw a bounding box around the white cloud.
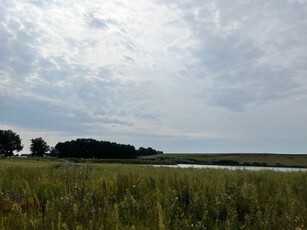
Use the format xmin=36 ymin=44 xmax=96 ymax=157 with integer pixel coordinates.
xmin=158 ymin=0 xmax=307 ymax=111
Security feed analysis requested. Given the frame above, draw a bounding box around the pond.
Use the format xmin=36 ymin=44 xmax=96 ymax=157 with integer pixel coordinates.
xmin=151 ymin=164 xmax=307 ymax=172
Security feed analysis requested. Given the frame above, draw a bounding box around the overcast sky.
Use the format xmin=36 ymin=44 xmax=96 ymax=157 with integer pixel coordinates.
xmin=1 ymin=0 xmax=307 ymax=153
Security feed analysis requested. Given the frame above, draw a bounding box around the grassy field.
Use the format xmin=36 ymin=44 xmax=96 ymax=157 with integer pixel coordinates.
xmin=140 ymin=153 xmax=307 ymax=167
xmin=0 ymin=158 xmax=307 ymax=229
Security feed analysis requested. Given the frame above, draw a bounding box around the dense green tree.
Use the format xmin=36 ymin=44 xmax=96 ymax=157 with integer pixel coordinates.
xmin=137 ymin=147 xmax=163 ymax=156
xmin=30 ymin=137 xmax=49 ymax=157
xmin=49 ymin=147 xmax=60 ymax=157
xmin=0 ymin=129 xmax=23 ymax=157
xmin=55 ymin=138 xmax=137 ymax=159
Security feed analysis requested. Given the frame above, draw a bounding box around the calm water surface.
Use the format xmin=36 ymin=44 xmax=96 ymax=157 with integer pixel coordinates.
xmin=152 ymin=164 xmax=307 ymax=172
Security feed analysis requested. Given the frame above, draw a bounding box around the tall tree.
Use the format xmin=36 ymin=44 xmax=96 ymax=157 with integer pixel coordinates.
xmin=0 ymin=129 xmax=23 ymax=157
xmin=30 ymin=137 xmax=49 ymax=157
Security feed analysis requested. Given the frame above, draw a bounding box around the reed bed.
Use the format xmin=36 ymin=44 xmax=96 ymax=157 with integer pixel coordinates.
xmin=0 ymin=159 xmax=306 ymax=229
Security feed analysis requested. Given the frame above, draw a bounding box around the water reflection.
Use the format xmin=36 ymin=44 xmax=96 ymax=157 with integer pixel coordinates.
xmin=152 ymin=164 xmax=307 ymax=172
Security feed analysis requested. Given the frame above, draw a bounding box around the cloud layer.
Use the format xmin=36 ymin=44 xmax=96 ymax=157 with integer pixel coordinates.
xmin=1 ymin=0 xmax=307 ymax=153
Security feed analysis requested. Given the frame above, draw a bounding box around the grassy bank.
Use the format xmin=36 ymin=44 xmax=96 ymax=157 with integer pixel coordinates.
xmin=0 ymin=158 xmax=307 ymax=229
xmin=141 ymin=153 xmax=307 ymax=168
xmin=5 ymin=153 xmax=307 ymax=167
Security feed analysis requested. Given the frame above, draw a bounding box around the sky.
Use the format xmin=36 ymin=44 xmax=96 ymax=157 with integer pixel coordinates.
xmin=1 ymin=0 xmax=307 ymax=154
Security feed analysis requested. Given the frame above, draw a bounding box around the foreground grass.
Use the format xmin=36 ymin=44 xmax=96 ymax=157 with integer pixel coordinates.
xmin=0 ymin=159 xmax=307 ymax=229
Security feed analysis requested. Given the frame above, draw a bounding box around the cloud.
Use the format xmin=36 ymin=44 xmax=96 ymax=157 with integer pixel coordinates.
xmin=0 ymin=1 xmax=153 ymax=113
xmin=85 ymin=13 xmax=118 ymax=30
xmin=1 ymin=0 xmax=307 ymax=153
xmin=159 ymin=0 xmax=307 ymax=111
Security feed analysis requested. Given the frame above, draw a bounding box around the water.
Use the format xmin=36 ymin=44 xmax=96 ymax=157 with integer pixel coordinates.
xmin=151 ymin=164 xmax=307 ymax=172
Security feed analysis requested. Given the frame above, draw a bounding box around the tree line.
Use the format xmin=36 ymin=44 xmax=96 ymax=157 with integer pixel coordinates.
xmin=0 ymin=129 xmax=163 ymax=158
xmin=54 ymin=139 xmax=136 ymax=158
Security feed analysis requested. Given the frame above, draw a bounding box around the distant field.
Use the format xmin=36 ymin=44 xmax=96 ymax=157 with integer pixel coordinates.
xmin=3 ymin=153 xmax=307 ymax=167
xmin=0 ymin=158 xmax=307 ymax=229
xmin=140 ymin=153 xmax=307 ymax=168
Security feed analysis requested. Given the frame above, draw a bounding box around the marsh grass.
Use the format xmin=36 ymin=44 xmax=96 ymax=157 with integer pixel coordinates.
xmin=0 ymin=159 xmax=307 ymax=229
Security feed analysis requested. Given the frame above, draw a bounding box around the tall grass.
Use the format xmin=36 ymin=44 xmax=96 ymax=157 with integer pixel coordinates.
xmin=0 ymin=159 xmax=307 ymax=229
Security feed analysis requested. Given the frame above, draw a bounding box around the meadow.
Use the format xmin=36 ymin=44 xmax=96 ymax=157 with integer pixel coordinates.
xmin=0 ymin=158 xmax=307 ymax=229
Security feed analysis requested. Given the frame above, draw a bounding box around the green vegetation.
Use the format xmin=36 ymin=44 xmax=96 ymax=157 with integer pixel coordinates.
xmin=0 ymin=129 xmax=23 ymax=157
xmin=30 ymin=137 xmax=50 ymax=157
xmin=0 ymin=158 xmax=307 ymax=229
xmin=141 ymin=153 xmax=307 ymax=168
xmin=136 ymin=147 xmax=163 ymax=156
xmin=22 ymin=153 xmax=306 ymax=168
xmin=55 ymin=138 xmax=137 ymax=159
xmin=0 ymin=129 xmax=163 ymax=159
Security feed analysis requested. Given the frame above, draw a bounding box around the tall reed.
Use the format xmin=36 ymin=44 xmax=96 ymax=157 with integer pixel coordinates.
xmin=0 ymin=159 xmax=306 ymax=229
